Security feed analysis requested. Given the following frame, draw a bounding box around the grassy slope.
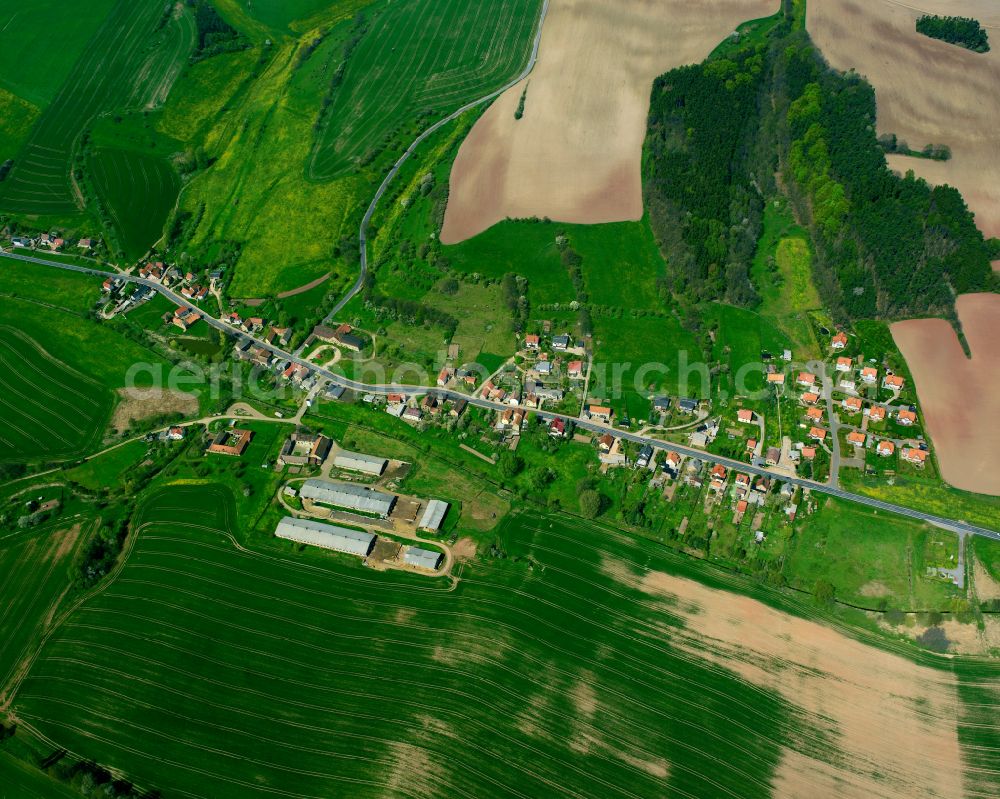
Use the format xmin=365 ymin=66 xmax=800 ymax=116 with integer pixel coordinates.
xmin=0 ymin=518 xmax=89 ymax=704
xmin=0 ymin=326 xmax=114 ymax=464
xmin=310 ymin=0 xmax=541 ymax=179
xmin=0 ymin=0 xmax=188 ymax=220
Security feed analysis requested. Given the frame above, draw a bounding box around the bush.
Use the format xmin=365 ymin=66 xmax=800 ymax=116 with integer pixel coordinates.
xmin=916 ymin=626 xmax=950 ymax=653
xmin=579 ymin=490 xmax=604 ymax=519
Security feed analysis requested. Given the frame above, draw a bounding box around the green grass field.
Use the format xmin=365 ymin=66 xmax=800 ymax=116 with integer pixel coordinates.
xmin=89 ymin=147 xmax=180 ymax=260
xmin=310 ymin=0 xmax=541 ymax=179
xmin=0 ymin=0 xmax=117 ymax=107
xmin=0 ymin=326 xmax=113 ymax=463
xmin=0 ymin=0 xmax=191 ymax=218
xmin=705 ymin=304 xmax=791 ymax=398
xmin=0 ymin=749 xmax=83 ymax=799
xmin=782 ymin=497 xmax=961 ymax=609
xmin=0 ymin=517 xmax=88 ymax=703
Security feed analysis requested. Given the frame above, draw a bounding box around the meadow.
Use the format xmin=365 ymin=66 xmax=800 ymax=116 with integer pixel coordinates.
xmin=11 ymin=482 xmax=998 ymax=798
xmin=0 ymin=0 xmax=192 ymax=219
xmin=88 ymin=147 xmax=180 ymax=260
xmin=309 ymin=0 xmax=542 ymax=180
xmin=0 ymin=326 xmax=113 ymax=464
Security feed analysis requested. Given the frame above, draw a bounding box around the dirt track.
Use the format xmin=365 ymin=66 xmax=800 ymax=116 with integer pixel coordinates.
xmin=809 ymin=0 xmax=1000 ymax=237
xmin=891 ymin=293 xmax=1000 ymax=495
xmin=441 ymin=0 xmax=778 ymax=243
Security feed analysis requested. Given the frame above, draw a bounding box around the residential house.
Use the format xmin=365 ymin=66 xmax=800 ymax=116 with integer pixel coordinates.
xmin=568 ymin=360 xmax=584 ymax=379
xmin=437 ymin=367 xmax=453 ymax=387
xmin=801 ymin=391 xmax=820 ymax=405
xmin=801 ymin=446 xmax=817 ymax=460
xmin=710 ymin=464 xmax=727 ymax=481
xmin=835 ymin=356 xmax=853 ymax=372
xmin=861 ymin=367 xmax=878 ymax=384
xmin=552 ymin=334 xmax=571 ymax=351
xmin=737 ymin=409 xmax=755 ymax=423
xmin=77 ymin=238 xmax=92 ymax=250
xmin=877 ymin=440 xmax=895 ymax=457
xmin=797 ymin=372 xmax=817 ymax=388
xmin=839 ymin=378 xmax=857 ymax=392
xmin=246 ymin=317 xmax=264 ymax=332
xmin=678 ymin=398 xmax=699 ymax=414
xmin=842 ymin=396 xmax=862 ymax=414
xmin=533 ymin=360 xmax=553 ymax=376
xmin=808 ymin=426 xmax=827 ymax=442
xmin=781 ymin=349 xmax=792 ymax=361
xmin=883 ymin=374 xmax=905 ymax=391
xmin=421 ymin=394 xmax=441 ymax=415
xmin=901 ymin=447 xmax=927 ymax=466
xmin=767 ymin=372 xmax=785 ymax=385
xmin=847 ymin=431 xmax=866 ymax=447
xmin=734 ymin=473 xmax=751 ymax=490
xmin=587 ymin=404 xmax=613 ymax=422
xmin=636 ymin=445 xmax=654 ymax=469
xmin=524 ymin=334 xmax=540 ymax=350
xmin=549 ymin=418 xmax=567 ymax=438
xmin=479 ymin=381 xmax=496 ymax=399
xmin=599 ymin=437 xmax=627 ymax=467
xmin=449 ymin=398 xmax=467 ymax=417
xmin=766 ymin=447 xmax=781 ymax=466
xmin=386 ymin=392 xmax=406 ymax=406
xmin=664 ymin=451 xmax=682 ymax=475
xmin=402 ymin=407 xmax=423 ymax=424
xmin=867 ymin=405 xmax=886 ymax=423
xmin=897 ymin=409 xmax=917 ymax=426
xmin=167 ymin=427 xmax=185 ymax=441
xmin=831 ymin=332 xmax=848 ymax=349
xmin=227 ymin=312 xmax=243 ymax=327
xmin=806 ymin=406 xmax=823 ymax=422
xmin=598 ymin=434 xmax=616 ymax=453
xmin=746 ymin=438 xmax=757 ymax=453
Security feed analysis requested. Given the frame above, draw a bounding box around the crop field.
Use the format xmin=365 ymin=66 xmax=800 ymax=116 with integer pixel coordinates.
xmin=0 ymin=519 xmax=87 ymax=706
xmin=88 ymin=146 xmax=180 ymax=260
xmin=0 ymin=326 xmax=113 ymax=463
xmin=12 ymin=483 xmax=998 ymax=798
xmin=0 ymin=0 xmax=190 ymax=218
xmin=309 ymin=0 xmax=542 ymax=180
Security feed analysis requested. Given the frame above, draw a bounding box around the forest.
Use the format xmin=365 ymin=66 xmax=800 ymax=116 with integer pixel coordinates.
xmin=916 ymin=14 xmax=990 ymax=53
xmin=642 ymin=6 xmax=996 ymax=322
xmin=643 ymin=43 xmax=773 ymax=307
xmin=779 ymin=36 xmax=995 ymax=319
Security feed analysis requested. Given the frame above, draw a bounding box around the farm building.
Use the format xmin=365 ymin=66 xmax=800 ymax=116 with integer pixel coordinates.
xmin=333 ymin=451 xmax=388 ymax=476
xmin=300 ymin=479 xmax=396 ymax=517
xmin=278 ymin=430 xmax=332 ymax=467
xmin=275 ymin=517 xmax=375 ymax=557
xmin=207 ymin=428 xmax=252 ymax=456
xmin=418 ymin=499 xmax=449 ymax=531
xmin=404 ymin=546 xmax=443 ymax=570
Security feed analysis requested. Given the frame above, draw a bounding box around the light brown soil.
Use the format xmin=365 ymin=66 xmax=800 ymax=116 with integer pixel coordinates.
xmin=634 ymin=568 xmax=964 ymax=799
xmin=451 ymin=537 xmax=478 ymax=561
xmin=111 ymin=388 xmax=198 ymax=433
xmin=441 ymin=0 xmax=778 ymax=243
xmin=809 ymin=0 xmax=1000 ymax=237
xmin=890 ymin=293 xmax=1000 ymax=495
xmin=973 ymin=560 xmax=1000 ymax=602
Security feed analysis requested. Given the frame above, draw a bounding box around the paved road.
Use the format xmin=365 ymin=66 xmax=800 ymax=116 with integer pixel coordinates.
xmin=322 ymin=0 xmax=551 ymax=324
xmin=5 ymin=249 xmax=1000 ymax=545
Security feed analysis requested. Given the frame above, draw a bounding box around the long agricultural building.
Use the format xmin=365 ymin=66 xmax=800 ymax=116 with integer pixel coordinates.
xmin=404 ymin=546 xmax=443 ymax=571
xmin=333 ymin=451 xmax=388 ymax=476
xmin=300 ymin=479 xmax=396 ymax=517
xmin=275 ymin=517 xmax=376 ymax=557
xmin=419 ymin=499 xmax=449 ymax=531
